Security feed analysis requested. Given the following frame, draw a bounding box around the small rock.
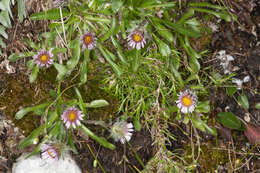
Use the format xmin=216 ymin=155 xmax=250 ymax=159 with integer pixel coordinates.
xmin=12 ymin=152 xmax=81 ymax=173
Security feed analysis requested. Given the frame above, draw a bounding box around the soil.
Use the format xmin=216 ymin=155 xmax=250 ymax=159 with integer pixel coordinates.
xmin=0 ymin=0 xmax=260 ymax=173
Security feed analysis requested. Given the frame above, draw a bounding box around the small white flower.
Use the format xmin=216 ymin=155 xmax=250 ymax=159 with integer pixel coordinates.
xmin=61 ymin=107 xmax=84 ymax=129
xmin=110 ymin=121 xmax=134 ymax=144
xmin=127 ymin=30 xmax=146 ymax=50
xmin=33 ymin=50 xmax=54 ymax=68
xmin=176 ymin=89 xmax=198 ymax=114
xmin=80 ymin=32 xmax=97 ymax=50
xmin=41 ymin=144 xmax=58 ymax=163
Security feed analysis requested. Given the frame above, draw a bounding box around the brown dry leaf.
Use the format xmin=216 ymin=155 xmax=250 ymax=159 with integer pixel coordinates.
xmin=244 ymin=123 xmax=260 ymax=145
xmin=216 ymin=123 xmax=232 ymax=141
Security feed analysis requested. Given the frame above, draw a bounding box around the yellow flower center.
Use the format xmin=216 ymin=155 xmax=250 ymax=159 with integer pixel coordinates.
xmin=68 ymin=111 xmax=77 ymax=122
xmin=84 ymin=35 xmax=93 ymax=45
xmin=132 ymin=34 xmax=142 ymax=42
xmin=40 ymin=54 xmax=49 ymax=62
xmin=47 ymin=149 xmax=55 ymax=158
xmin=182 ymin=96 xmax=193 ymax=107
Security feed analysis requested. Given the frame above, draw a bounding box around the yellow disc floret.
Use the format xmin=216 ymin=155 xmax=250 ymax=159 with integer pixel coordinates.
xmin=132 ymin=34 xmax=142 ymax=42
xmin=68 ymin=111 xmax=77 ymax=122
xmin=182 ymin=96 xmax=193 ymax=107
xmin=84 ymin=35 xmax=93 ymax=45
xmin=40 ymin=54 xmax=49 ymax=62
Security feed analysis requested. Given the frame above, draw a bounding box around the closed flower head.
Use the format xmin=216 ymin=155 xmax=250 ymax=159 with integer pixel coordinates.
xmin=80 ymin=32 xmax=96 ymax=50
xmin=110 ymin=121 xmax=134 ymax=144
xmin=41 ymin=144 xmax=58 ymax=163
xmin=61 ymin=107 xmax=84 ymax=128
xmin=33 ymin=50 xmax=54 ymax=67
xmin=127 ymin=30 xmax=146 ymax=50
xmin=176 ymin=89 xmax=198 ymax=114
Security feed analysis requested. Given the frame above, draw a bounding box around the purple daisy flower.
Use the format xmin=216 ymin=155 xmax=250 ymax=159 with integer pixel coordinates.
xmin=41 ymin=144 xmax=58 ymax=163
xmin=61 ymin=107 xmax=84 ymax=129
xmin=80 ymin=32 xmax=97 ymax=50
xmin=176 ymin=89 xmax=198 ymax=114
xmin=127 ymin=30 xmax=146 ymax=50
xmin=110 ymin=121 xmax=134 ymax=144
xmin=33 ymin=50 xmax=54 ymax=68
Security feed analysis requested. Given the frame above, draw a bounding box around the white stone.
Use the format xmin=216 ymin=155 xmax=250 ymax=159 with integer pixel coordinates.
xmin=12 ymin=152 xmax=81 ymax=173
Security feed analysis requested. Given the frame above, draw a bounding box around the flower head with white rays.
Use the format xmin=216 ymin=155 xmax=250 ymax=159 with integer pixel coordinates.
xmin=176 ymin=89 xmax=198 ymax=114
xmin=41 ymin=144 xmax=58 ymax=163
xmin=80 ymin=32 xmax=97 ymax=50
xmin=61 ymin=107 xmax=84 ymax=129
xmin=127 ymin=30 xmax=146 ymax=50
xmin=33 ymin=50 xmax=54 ymax=68
xmin=110 ymin=121 xmax=134 ymax=144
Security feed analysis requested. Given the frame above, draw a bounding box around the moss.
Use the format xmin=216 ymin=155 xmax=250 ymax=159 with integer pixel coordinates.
xmin=0 ymin=60 xmax=118 ymax=135
xmin=183 ymin=142 xmax=228 ymax=172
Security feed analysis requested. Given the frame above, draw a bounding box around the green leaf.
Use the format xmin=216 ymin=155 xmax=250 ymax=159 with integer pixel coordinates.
xmin=255 ymin=103 xmax=260 ymax=109
xmin=30 ymin=8 xmax=70 ymax=20
xmin=19 ymin=125 xmax=45 ymax=149
xmin=112 ymin=0 xmax=123 ymax=13
xmin=80 ymin=124 xmax=115 ymax=150
xmin=217 ymin=112 xmax=242 ymax=130
xmin=133 ymin=116 xmax=141 ymax=131
xmin=140 ymin=2 xmax=175 ymax=8
xmin=188 ymin=2 xmax=226 ymax=10
xmin=74 ymin=87 xmax=86 ymax=115
xmin=51 ymin=47 xmax=67 ymax=54
xmin=192 ymin=8 xmax=231 ymax=22
xmin=99 ymin=17 xmax=117 ymax=42
xmin=238 ymin=93 xmax=249 ymax=110
xmin=98 ymin=45 xmax=123 ymax=77
xmin=202 ymin=122 xmax=217 ymax=136
xmin=189 ymin=56 xmax=200 ymax=73
xmin=15 ymin=102 xmax=50 ymax=119
xmin=29 ymin=66 xmax=39 ymax=83
xmin=8 ymin=52 xmax=34 ymax=62
xmin=153 ymin=34 xmax=171 ymax=57
xmin=191 ymin=116 xmax=205 ymax=132
xmin=85 ymin=100 xmax=109 ymax=108
xmin=67 ymin=40 xmax=80 ymax=70
xmin=175 ymin=9 xmax=194 ymax=25
xmin=54 ymin=63 xmax=68 ymax=81
xmin=0 ymin=25 xmax=8 ymax=39
xmin=111 ymin=36 xmax=127 ymax=64
xmin=132 ymin=50 xmax=140 ymax=72
xmin=152 ymin=20 xmax=174 ymax=43
xmin=196 ymin=101 xmax=210 ymax=113
xmin=0 ymin=10 xmax=11 ymax=28
xmin=26 ymin=60 xmax=35 ymax=70
xmin=17 ymin=0 xmax=26 ymax=22
xmin=226 ymin=87 xmax=237 ymax=96
xmin=80 ymin=50 xmax=89 ymax=84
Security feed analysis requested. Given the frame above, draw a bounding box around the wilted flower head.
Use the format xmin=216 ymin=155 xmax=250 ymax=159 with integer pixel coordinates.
xmin=110 ymin=121 xmax=134 ymax=144
xmin=53 ymin=0 xmax=67 ymax=7
xmin=33 ymin=50 xmax=54 ymax=68
xmin=80 ymin=32 xmax=97 ymax=50
xmin=41 ymin=144 xmax=58 ymax=163
xmin=127 ymin=30 xmax=146 ymax=50
xmin=61 ymin=107 xmax=84 ymax=128
xmin=176 ymin=89 xmax=198 ymax=114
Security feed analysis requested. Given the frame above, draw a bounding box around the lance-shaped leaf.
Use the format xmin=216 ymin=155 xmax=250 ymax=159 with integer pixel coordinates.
xmin=15 ymin=102 xmax=50 ymax=119
xmin=80 ymin=124 xmax=115 ymax=150
xmin=85 ymin=99 xmax=109 ymax=108
xmin=30 ymin=8 xmax=70 ymax=20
